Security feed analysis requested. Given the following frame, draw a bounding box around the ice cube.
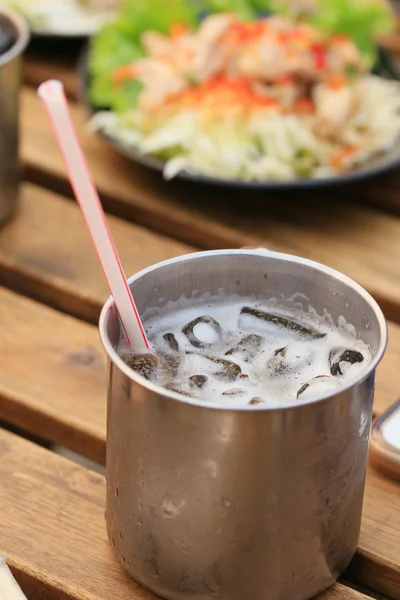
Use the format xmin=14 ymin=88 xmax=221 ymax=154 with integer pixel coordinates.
xmin=165 ymin=384 xmax=193 ymax=397
xmin=329 ymin=348 xmax=364 ymax=376
xmin=266 ymin=342 xmax=315 ymax=377
xmin=160 ymin=354 xmax=181 ymax=380
xmin=193 ymin=321 xmax=220 ymax=344
xmin=186 ymin=351 xmax=241 ymax=381
xmin=249 ymin=397 xmax=264 ymax=405
xmin=163 ymin=332 xmax=179 ymax=352
xmin=182 ymin=315 xmax=221 ymax=348
xmin=189 ymin=374 xmax=208 ymax=389
xmin=222 ymin=388 xmax=246 ymax=397
xmin=240 ymin=307 xmax=325 ymax=339
xmin=297 ymin=375 xmax=341 ymax=400
xmin=126 ymin=353 xmax=158 ymax=380
xmin=225 ymin=334 xmax=264 ymax=362
xmin=279 ymin=342 xmax=315 ymax=368
xmin=265 ymin=350 xmax=287 ymax=377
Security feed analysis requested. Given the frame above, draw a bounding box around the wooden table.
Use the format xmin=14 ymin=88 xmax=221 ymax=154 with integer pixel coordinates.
xmin=0 ymin=40 xmax=399 ymax=600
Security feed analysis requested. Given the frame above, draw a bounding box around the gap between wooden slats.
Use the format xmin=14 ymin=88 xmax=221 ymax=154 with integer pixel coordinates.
xmin=20 ymin=87 xmax=400 ymax=324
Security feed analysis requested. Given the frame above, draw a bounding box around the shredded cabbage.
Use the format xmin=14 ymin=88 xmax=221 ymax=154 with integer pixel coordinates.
xmin=90 ymin=75 xmax=400 ymax=182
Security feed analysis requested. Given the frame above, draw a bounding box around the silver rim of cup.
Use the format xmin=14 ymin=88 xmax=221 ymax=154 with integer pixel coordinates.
xmin=99 ymin=249 xmax=388 ymax=411
xmin=0 ymin=7 xmax=30 ymax=67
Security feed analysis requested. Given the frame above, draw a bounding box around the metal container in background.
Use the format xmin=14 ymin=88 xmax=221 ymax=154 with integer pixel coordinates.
xmin=0 ymin=8 xmax=29 ymax=224
xmin=99 ymin=250 xmax=387 ymax=600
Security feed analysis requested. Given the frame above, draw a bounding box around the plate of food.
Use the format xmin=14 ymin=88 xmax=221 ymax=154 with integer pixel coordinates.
xmin=1 ymin=0 xmax=122 ymax=38
xmin=82 ymin=0 xmax=400 ymax=188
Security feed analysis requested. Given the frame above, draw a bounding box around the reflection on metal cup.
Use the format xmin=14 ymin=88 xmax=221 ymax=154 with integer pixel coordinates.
xmin=240 ymin=245 xmax=271 ymax=251
xmin=99 ymin=249 xmax=387 ymax=600
xmin=0 ymin=9 xmax=29 ymax=224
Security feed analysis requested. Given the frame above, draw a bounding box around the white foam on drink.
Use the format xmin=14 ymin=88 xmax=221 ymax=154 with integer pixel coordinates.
xmin=120 ymin=296 xmax=372 ymax=407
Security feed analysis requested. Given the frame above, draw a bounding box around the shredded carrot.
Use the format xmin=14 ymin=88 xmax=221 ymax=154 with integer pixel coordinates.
xmin=170 ymin=23 xmax=190 ymax=38
xmin=330 ymin=34 xmax=351 ymax=45
xmin=310 ymin=42 xmax=327 ymax=71
xmin=328 ymin=73 xmax=348 ymax=90
xmin=162 ymin=75 xmax=279 ymax=111
xmin=229 ymin=19 xmax=267 ymax=43
xmin=331 ymin=144 xmax=359 ymax=168
xmin=293 ymin=98 xmax=315 ymax=114
xmin=277 ymin=30 xmax=293 ymax=44
xmin=112 ymin=64 xmax=136 ymax=85
xmin=294 ymin=26 xmax=312 ymax=40
xmin=278 ymin=75 xmax=294 ymax=86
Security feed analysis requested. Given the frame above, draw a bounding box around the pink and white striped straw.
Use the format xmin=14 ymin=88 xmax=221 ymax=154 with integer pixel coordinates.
xmin=38 ymin=79 xmax=150 ymax=351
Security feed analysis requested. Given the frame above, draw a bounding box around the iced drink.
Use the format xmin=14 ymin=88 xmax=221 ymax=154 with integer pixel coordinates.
xmin=119 ymin=296 xmax=371 ymax=405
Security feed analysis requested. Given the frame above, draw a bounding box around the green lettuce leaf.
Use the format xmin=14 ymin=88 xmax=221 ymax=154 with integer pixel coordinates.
xmin=252 ymin=0 xmax=394 ymax=66
xmin=88 ymin=0 xmax=200 ymax=112
xmin=310 ymin=0 xmax=394 ymax=67
xmin=198 ymin=0 xmax=256 ymax=20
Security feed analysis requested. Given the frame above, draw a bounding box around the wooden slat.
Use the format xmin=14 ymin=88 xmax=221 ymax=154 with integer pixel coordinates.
xmin=19 ymin=39 xmax=400 ymax=600
xmin=0 ymin=290 xmax=399 ymax=598
xmin=0 ymin=286 xmax=106 ymax=464
xmin=343 ymin=582 xmax=394 ymax=600
xmin=356 ymin=170 xmax=400 ymax=216
xmin=21 ymin=87 xmax=400 ymax=323
xmin=346 ymin=467 xmax=400 ymax=600
xmin=372 ymin=330 xmax=399 ymax=416
xmin=0 ymin=183 xmax=194 ymax=323
xmin=24 ymin=52 xmax=78 ymax=100
xmin=0 ymin=428 xmax=379 ymax=600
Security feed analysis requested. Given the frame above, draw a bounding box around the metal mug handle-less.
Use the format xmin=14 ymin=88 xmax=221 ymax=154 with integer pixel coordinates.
xmin=99 ymin=250 xmax=387 ymax=600
xmin=0 ymin=8 xmax=29 ymax=224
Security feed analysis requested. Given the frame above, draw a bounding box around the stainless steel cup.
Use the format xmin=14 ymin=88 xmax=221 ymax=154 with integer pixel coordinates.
xmin=99 ymin=250 xmax=387 ymax=600
xmin=0 ymin=8 xmax=29 ymax=224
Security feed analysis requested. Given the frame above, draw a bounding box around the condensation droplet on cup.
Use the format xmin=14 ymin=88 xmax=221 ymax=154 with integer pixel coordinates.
xmin=221 ymin=497 xmax=231 ymax=508
xmin=115 ymin=485 xmax=119 ymax=497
